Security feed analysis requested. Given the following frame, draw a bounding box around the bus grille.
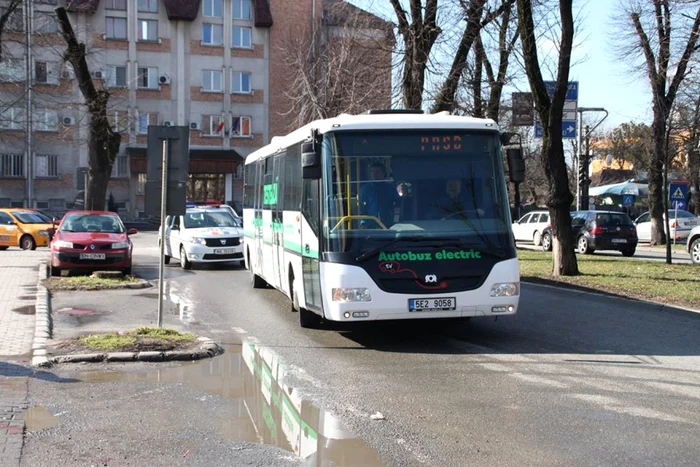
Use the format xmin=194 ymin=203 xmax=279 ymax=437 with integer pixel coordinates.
xmin=377 ymin=275 xmax=484 ymax=294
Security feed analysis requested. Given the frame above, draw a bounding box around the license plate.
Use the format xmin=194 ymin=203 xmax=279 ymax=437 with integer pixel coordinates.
xmin=408 ymin=297 xmax=456 ymax=312
xmin=611 ymin=239 xmax=626 ymax=244
xmin=79 ymin=253 xmax=106 ymax=260
xmin=213 ymin=248 xmax=236 ymax=255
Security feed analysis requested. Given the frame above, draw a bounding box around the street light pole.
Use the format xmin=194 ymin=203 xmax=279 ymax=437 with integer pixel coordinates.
xmin=576 ymin=107 xmax=608 ymax=210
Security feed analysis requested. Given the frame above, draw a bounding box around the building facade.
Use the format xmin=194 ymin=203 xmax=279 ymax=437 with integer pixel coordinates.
xmin=0 ymin=0 xmax=392 ymax=219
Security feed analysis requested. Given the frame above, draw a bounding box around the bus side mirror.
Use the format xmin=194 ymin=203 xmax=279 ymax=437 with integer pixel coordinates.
xmin=301 ymin=141 xmax=321 ymax=179
xmin=506 ymin=148 xmax=525 ymax=183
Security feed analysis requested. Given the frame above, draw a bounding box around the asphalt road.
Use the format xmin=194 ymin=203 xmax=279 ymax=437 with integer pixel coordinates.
xmin=22 ymin=232 xmax=700 ymax=466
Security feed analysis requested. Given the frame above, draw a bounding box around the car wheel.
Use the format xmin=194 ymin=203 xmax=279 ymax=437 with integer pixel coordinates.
xmin=20 ymin=235 xmax=36 ymax=251
xmin=621 ymin=248 xmax=635 ymax=257
xmin=0 ymin=246 xmax=8 ymax=251
xmin=299 ymin=306 xmax=322 ymax=329
xmin=122 ymin=267 xmax=132 ymax=276
xmin=180 ymin=246 xmax=192 ymax=270
xmin=50 ymin=266 xmax=61 ymax=277
xmin=577 ymin=236 xmax=592 ymax=254
xmin=691 ymin=238 xmax=700 ymax=264
xmin=541 ymin=232 xmax=552 ymax=251
xmin=533 ymin=231 xmax=542 ymax=246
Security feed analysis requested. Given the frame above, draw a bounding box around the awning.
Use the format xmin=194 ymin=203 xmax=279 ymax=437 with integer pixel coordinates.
xmin=588 ymin=181 xmax=649 ymax=197
xmin=127 ymin=147 xmax=243 ymax=174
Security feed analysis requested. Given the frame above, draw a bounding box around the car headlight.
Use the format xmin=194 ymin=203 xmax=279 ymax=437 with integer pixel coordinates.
xmin=38 ymin=230 xmax=49 ymax=237
xmin=188 ymin=237 xmax=207 ymax=245
xmin=490 ymin=282 xmax=520 ymax=297
xmin=111 ymin=241 xmax=130 ymax=249
xmin=332 ymin=288 xmax=372 ymax=302
xmin=54 ymin=240 xmax=73 ymax=249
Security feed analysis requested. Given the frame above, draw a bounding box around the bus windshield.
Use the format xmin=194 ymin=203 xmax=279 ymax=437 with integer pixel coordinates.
xmin=322 ymin=130 xmax=512 ymax=254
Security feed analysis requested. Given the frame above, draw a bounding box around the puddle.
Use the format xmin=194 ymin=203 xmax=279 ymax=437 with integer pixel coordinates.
xmin=25 ymin=406 xmax=59 ymax=432
xmin=12 ymin=305 xmax=35 ymax=315
xmin=56 ymin=307 xmax=96 ymax=316
xmin=80 ymin=342 xmax=385 ymax=465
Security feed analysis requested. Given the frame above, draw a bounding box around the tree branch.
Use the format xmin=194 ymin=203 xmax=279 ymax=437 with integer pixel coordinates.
xmin=0 ymin=0 xmax=23 ymax=62
xmin=516 ymin=0 xmax=550 ymax=117
xmin=666 ymin=7 xmax=700 ymax=112
xmin=631 ymin=12 xmax=660 ymax=98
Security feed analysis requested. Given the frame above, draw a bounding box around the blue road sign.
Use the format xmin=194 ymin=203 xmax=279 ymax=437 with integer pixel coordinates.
xmin=622 ymin=195 xmax=634 ymax=207
xmin=669 ymin=181 xmax=689 ymax=210
xmin=535 ymin=120 xmax=577 ymax=139
xmin=544 ymin=81 xmax=579 ymax=100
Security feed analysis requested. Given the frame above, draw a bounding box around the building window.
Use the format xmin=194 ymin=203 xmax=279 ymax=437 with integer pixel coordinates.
xmin=105 ymin=0 xmax=127 ymax=10
xmin=137 ymin=112 xmax=158 ymax=134
xmin=0 ymin=108 xmax=24 ymax=130
xmin=207 ymin=115 xmax=224 ymax=135
xmin=0 ymin=7 xmax=23 ymax=31
xmin=0 ymin=154 xmax=24 ymax=178
xmin=105 ymin=65 xmax=127 ymax=87
xmin=137 ymin=67 xmax=159 ymax=89
xmin=137 ymin=173 xmax=147 ymax=194
xmin=0 ymin=59 xmax=25 ymax=82
xmin=109 ymin=110 xmax=128 ymax=132
xmin=106 ymin=17 xmax=128 ymax=39
xmin=233 ymin=0 xmax=252 ymax=20
xmin=111 ymin=154 xmax=128 ymax=178
xmin=138 ymin=0 xmax=158 ymax=13
xmin=138 ymin=19 xmax=158 ymax=41
xmin=34 ymin=110 xmax=59 ymax=132
xmin=34 ymin=12 xmax=58 ymax=34
xmin=203 ymin=0 xmax=222 ymax=17
xmin=231 ymin=71 xmax=251 ymax=93
xmin=35 ymin=154 xmax=58 ymax=178
xmin=34 ymin=61 xmax=51 ymax=84
xmin=202 ymin=70 xmax=223 ymax=92
xmin=202 ymin=23 xmax=223 ymax=45
xmin=232 ymin=26 xmax=252 ymax=48
xmin=230 ymin=116 xmax=251 ymax=137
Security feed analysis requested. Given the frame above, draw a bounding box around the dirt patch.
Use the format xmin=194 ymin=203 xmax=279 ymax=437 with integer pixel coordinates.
xmin=43 ymin=276 xmax=148 ymax=292
xmin=51 ymin=336 xmax=201 ymax=356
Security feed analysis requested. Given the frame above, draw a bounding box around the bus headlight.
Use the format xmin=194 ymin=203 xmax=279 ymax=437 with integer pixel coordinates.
xmin=332 ymin=288 xmax=372 ymax=302
xmin=490 ymin=282 xmax=519 ymax=297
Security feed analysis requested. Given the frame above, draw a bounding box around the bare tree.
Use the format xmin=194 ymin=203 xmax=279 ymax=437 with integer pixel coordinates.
xmin=0 ymin=0 xmax=22 ymax=61
xmin=671 ymin=81 xmax=700 ymax=215
xmin=55 ymin=5 xmax=120 ymax=210
xmin=517 ymin=0 xmax=578 ymax=276
xmin=606 ymin=122 xmax=655 ymax=172
xmin=621 ymin=0 xmax=700 ymax=244
xmin=280 ymin=1 xmax=393 ymax=128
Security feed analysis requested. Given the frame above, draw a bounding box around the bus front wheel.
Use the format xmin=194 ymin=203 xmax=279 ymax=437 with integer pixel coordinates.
xmin=299 ymin=307 xmax=321 ymax=329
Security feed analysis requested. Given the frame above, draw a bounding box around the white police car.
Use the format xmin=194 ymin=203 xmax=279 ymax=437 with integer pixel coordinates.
xmin=159 ymin=206 xmax=243 ymax=269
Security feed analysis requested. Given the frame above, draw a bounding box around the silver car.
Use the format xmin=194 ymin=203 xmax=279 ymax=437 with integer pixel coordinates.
xmin=687 ymin=225 xmax=700 ymax=264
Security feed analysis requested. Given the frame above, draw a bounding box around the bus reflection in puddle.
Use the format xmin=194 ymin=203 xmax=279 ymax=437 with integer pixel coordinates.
xmin=81 ymin=341 xmax=385 ymax=466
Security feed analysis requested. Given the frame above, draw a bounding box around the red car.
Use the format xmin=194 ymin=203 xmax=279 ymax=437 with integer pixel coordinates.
xmin=49 ymin=211 xmax=137 ymax=277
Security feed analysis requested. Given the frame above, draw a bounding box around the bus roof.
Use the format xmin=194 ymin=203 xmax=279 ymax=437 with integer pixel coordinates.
xmin=245 ymin=111 xmax=500 ymax=164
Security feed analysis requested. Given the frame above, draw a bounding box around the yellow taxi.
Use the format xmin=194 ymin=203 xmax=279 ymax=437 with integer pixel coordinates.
xmin=0 ymin=208 xmax=54 ymax=250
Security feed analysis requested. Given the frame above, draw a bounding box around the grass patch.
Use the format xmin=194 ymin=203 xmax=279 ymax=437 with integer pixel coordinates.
xmin=76 ymin=327 xmax=196 ymax=352
xmin=45 ymin=275 xmax=140 ymax=291
xmin=517 ymin=249 xmax=700 ymax=310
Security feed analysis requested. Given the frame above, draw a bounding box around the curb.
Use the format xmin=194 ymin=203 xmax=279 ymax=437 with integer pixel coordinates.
xmin=42 ymin=339 xmax=224 ymax=366
xmin=32 ymin=263 xmax=52 ymax=367
xmin=522 ymin=279 xmax=700 ymax=315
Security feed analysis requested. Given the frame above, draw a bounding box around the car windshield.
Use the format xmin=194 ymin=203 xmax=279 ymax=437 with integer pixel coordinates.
xmin=184 ymin=210 xmax=240 ymax=228
xmin=669 ymin=210 xmax=696 ymax=218
xmin=59 ymin=214 xmax=125 ymax=233
xmin=595 ymin=213 xmax=634 ymax=226
xmin=322 ymin=130 xmax=512 ymax=253
xmin=11 ymin=212 xmax=49 ymax=224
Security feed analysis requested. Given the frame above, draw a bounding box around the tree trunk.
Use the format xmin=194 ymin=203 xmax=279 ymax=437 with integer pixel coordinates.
xmin=690 ymin=149 xmax=700 ymax=216
xmin=648 ymin=115 xmax=667 ymax=245
xmin=55 ymin=6 xmax=120 ymax=211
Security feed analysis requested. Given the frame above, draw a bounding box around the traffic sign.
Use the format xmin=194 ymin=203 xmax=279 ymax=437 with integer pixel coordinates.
xmin=669 ymin=181 xmax=689 ymax=210
xmin=535 ymin=120 xmax=577 ymax=138
xmin=534 ymin=81 xmax=578 ymax=139
xmin=622 ymin=194 xmax=634 ymax=207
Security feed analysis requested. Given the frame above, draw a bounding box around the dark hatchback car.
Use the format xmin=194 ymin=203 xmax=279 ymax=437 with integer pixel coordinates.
xmin=541 ymin=210 xmax=638 ymax=256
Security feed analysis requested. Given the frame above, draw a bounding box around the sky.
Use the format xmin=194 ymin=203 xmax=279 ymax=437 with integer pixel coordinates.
xmin=347 ymin=0 xmax=654 ymax=131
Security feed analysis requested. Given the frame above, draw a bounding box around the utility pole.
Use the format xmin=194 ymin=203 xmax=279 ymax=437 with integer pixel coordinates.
xmin=24 ymin=0 xmax=34 ymax=208
xmin=576 ymin=107 xmax=608 ymax=210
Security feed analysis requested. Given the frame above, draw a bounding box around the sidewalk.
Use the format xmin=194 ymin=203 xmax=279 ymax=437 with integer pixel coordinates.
xmin=0 ymin=250 xmax=47 ymax=467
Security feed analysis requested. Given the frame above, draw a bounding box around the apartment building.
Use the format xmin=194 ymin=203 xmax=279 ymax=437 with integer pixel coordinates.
xmin=0 ymin=0 xmax=392 ymax=219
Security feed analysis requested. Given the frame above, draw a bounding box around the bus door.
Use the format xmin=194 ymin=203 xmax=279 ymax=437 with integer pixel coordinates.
xmin=253 ymin=160 xmax=265 ymax=274
xmin=271 ymin=154 xmax=286 ymax=289
xmin=301 ymin=178 xmax=323 ymax=312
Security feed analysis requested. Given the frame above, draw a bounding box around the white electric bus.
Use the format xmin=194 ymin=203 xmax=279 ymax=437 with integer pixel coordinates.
xmin=243 ymin=110 xmax=525 ymax=328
